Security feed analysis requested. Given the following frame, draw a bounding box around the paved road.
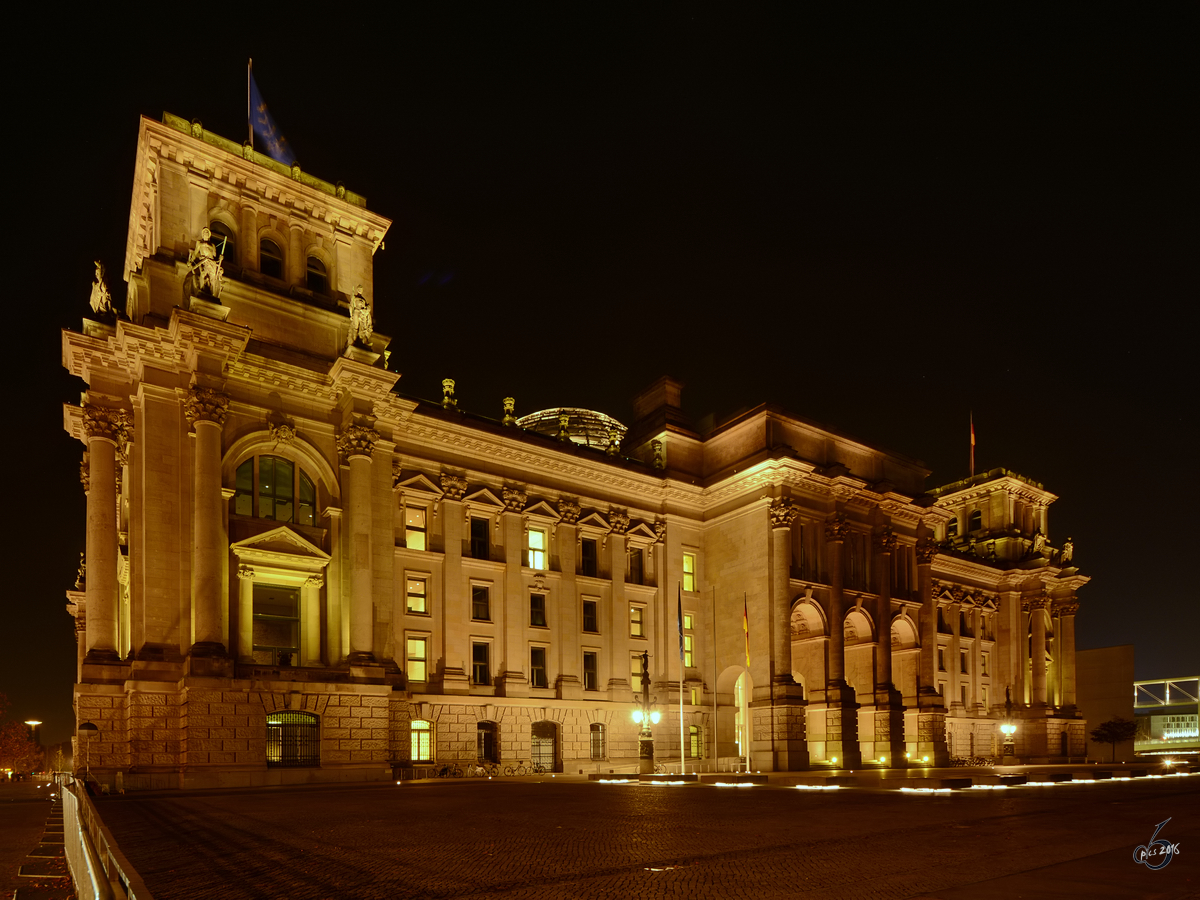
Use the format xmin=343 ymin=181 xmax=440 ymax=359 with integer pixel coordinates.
xmin=93 ymin=775 xmax=1199 ymax=899
xmin=0 ymin=780 xmax=62 ymax=896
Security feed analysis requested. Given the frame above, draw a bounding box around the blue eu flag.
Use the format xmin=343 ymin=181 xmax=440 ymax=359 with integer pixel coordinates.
xmin=249 ymin=73 xmax=296 ymax=166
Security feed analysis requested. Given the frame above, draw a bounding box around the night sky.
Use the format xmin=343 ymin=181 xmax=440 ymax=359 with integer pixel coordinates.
xmin=8 ymin=9 xmax=1194 ymax=746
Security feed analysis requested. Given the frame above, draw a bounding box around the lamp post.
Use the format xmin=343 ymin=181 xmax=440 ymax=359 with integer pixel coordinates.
xmin=78 ymin=722 xmax=99 ymax=781
xmin=631 ymin=651 xmax=661 ymax=774
xmin=1001 ymin=686 xmax=1017 ymax=763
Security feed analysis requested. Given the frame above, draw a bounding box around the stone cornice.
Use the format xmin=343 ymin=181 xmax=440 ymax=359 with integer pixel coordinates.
xmin=932 ymin=474 xmax=1058 ymax=509
xmin=329 ymin=357 xmax=401 ymax=401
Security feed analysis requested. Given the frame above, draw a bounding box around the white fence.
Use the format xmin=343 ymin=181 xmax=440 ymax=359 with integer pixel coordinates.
xmin=60 ymin=776 xmax=151 ymax=900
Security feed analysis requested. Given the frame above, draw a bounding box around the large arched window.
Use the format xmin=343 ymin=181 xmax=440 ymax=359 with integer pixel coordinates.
xmin=233 ymin=455 xmax=316 ymax=526
xmin=209 ymin=221 xmax=236 ymax=265
xmin=260 ymin=239 xmax=284 ymax=279
xmin=266 ymin=711 xmax=319 ymax=767
xmin=306 ymin=256 xmax=328 ymax=294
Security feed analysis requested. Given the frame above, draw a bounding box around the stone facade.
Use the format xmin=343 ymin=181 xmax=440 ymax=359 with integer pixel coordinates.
xmin=62 ymin=114 xmax=1090 ymax=790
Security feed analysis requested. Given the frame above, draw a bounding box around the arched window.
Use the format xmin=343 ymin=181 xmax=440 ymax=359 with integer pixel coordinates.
xmin=266 ymin=711 xmax=318 ymax=767
xmin=589 ymin=723 xmax=605 ymax=760
xmin=209 ymin=221 xmax=236 ymax=265
xmin=968 ymin=509 xmax=982 ymax=532
xmin=260 ymin=239 xmax=284 ymax=279
xmin=306 ymin=256 xmax=328 ymax=294
xmin=233 ymin=456 xmax=317 ymax=526
xmin=411 ymin=719 xmax=432 ymax=762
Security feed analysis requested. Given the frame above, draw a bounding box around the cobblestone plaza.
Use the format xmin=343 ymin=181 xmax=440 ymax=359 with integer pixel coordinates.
xmin=87 ymin=774 xmax=1198 ymax=899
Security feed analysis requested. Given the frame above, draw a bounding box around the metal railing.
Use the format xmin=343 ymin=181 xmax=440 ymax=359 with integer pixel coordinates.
xmin=61 ymin=776 xmax=153 ymax=900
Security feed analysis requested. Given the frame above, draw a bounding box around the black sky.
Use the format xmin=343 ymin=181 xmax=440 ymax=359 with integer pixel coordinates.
xmin=6 ymin=8 xmax=1195 ymax=745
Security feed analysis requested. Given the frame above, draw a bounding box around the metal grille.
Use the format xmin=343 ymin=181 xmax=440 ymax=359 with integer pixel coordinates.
xmin=532 ymin=721 xmax=556 ymax=770
xmin=266 ymin=711 xmax=319 ymax=767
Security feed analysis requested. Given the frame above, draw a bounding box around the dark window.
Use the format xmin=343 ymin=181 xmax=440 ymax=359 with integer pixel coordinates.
xmin=477 ymin=722 xmax=497 ymax=762
xmin=629 ymin=548 xmax=644 ymax=585
xmin=306 ymin=256 xmax=328 ymax=293
xmin=266 ymin=711 xmax=318 ymax=767
xmin=938 ymin=648 xmax=946 ymax=671
xmin=210 ymin=221 xmax=236 ymax=265
xmin=470 ymin=518 xmax=490 ymax=560
xmin=947 ymin=519 xmax=959 ymax=539
xmin=961 ymin=650 xmax=969 ymax=674
xmin=260 ymin=239 xmax=283 ymax=279
xmin=472 ymin=585 xmax=490 ymax=621
xmin=968 ymin=509 xmax=982 ymax=532
xmin=582 ymin=599 xmax=598 ymax=633
xmin=580 ymin=539 xmax=598 ymax=577
xmin=530 ymin=594 xmax=547 ymax=627
xmin=583 ymin=651 xmax=598 ymax=690
xmin=234 ymin=456 xmax=315 ymax=526
xmin=472 ymin=643 xmax=490 ymax=685
xmin=590 ymin=723 xmax=605 ymax=760
xmin=530 ymin=646 xmax=547 ymax=688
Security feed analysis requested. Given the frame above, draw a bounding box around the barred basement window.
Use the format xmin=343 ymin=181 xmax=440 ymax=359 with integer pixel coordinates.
xmin=590 ymin=723 xmax=606 ymax=760
xmin=411 ymin=719 xmax=432 ymax=761
xmin=266 ymin=711 xmax=319 ymax=767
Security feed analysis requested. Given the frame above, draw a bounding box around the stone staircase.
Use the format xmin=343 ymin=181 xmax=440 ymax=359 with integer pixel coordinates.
xmin=14 ymin=796 xmax=74 ymax=899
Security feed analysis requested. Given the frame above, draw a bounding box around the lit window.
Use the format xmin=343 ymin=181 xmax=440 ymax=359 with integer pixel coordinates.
xmin=583 ymin=651 xmax=598 ymax=691
xmin=260 ymin=239 xmax=283 ymax=279
xmin=690 ymin=688 xmax=698 ymax=706
xmin=688 ymin=725 xmax=701 ymax=759
xmin=582 ymin=599 xmax=598 ymax=633
xmin=530 ymin=646 xmax=548 ymax=689
xmin=411 ymin=719 xmax=431 ymax=761
xmin=407 ymin=636 xmax=427 ymax=682
xmin=530 ymin=594 xmax=547 ymax=628
xmin=630 ymin=605 xmax=644 ymax=637
xmin=406 ymin=576 xmax=428 ymax=614
xmin=683 ymin=614 xmax=694 ymax=631
xmin=472 ymin=643 xmax=490 ymax=685
xmin=266 ymin=711 xmax=317 ymax=767
xmin=209 ymin=221 xmax=236 ymax=265
xmin=405 ymin=507 xmax=427 ymax=551
xmin=684 ymin=634 xmax=694 ymax=667
xmin=306 ymin=256 xmax=328 ymax=293
xmin=683 ymin=552 xmax=696 ymax=592
xmin=253 ymin=583 xmax=299 ymax=665
xmin=233 ymin=456 xmax=316 ymax=526
xmin=470 ymin=518 xmax=489 ymax=560
xmin=472 ymin=585 xmax=490 ymax=621
xmin=580 ymin=538 xmax=598 ymax=577
xmin=590 ymin=723 xmax=605 ymax=760
xmin=631 ymin=654 xmax=643 ymax=692
xmin=528 ymin=528 xmax=547 ymax=570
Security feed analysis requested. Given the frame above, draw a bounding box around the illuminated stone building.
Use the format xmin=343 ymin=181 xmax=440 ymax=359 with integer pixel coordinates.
xmin=62 ymin=114 xmax=1088 ymax=790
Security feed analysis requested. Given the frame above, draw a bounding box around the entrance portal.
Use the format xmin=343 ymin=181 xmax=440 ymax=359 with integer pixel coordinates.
xmin=531 ymin=721 xmax=558 ymax=771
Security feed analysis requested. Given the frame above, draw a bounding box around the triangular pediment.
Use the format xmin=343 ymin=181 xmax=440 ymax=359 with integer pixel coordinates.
xmin=626 ymin=523 xmax=658 ymax=542
xmin=524 ymin=500 xmax=560 ymax=521
xmin=577 ymin=512 xmax=610 ymax=531
xmin=463 ymin=487 xmax=504 ymax=509
xmin=231 ymin=526 xmax=330 ymax=562
xmin=396 ymin=472 xmax=443 ymax=497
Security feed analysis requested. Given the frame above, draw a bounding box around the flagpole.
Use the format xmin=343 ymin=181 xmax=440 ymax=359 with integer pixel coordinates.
xmin=677 ymin=584 xmax=685 ymax=776
xmin=247 ymin=59 xmax=253 ymax=150
xmin=970 ymin=412 xmax=975 ymax=477
xmin=744 ymin=591 xmax=750 ymax=775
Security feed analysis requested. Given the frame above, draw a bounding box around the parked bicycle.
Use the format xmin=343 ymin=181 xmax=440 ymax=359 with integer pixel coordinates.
xmin=503 ymin=762 xmax=528 ymax=776
xmin=435 ymin=763 xmax=463 ymax=778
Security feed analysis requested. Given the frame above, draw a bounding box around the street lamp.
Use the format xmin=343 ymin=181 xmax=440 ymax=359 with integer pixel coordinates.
xmin=78 ymin=722 xmax=99 ymax=781
xmin=1001 ymin=686 xmax=1017 ymax=762
xmin=631 ymin=651 xmax=661 ymax=774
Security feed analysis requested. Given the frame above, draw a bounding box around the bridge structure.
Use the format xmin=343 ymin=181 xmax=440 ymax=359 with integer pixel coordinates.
xmin=1134 ymin=676 xmax=1199 ymax=760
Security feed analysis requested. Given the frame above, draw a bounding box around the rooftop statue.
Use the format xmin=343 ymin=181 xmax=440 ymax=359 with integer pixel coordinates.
xmin=346 ymin=285 xmax=372 ymax=351
xmin=89 ymin=260 xmax=114 ymax=315
xmin=187 ymin=227 xmax=225 ymax=298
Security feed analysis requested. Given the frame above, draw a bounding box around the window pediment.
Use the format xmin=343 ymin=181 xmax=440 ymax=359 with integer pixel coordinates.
xmin=395 ymin=471 xmax=443 ymax=498
xmin=232 ymin=526 xmax=330 ymax=574
xmin=462 ymin=487 xmax=504 ymax=510
xmin=523 ymin=499 xmax=560 ymax=521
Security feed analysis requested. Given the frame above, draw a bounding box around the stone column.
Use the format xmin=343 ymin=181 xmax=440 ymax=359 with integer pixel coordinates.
xmin=556 ymin=499 xmax=582 ymax=700
xmin=236 ymin=565 xmax=255 ymax=663
xmin=914 ymin=535 xmax=948 ymax=765
xmin=873 ymin=528 xmax=896 ymax=691
xmin=824 ymin=514 xmax=848 ymax=686
xmin=339 ymin=425 xmax=378 ymax=665
xmin=1056 ymin=599 xmax=1078 ymax=709
xmin=607 ymin=509 xmax=630 ymax=700
xmin=769 ymin=500 xmax=798 ymax=689
xmin=289 ymin=222 xmax=305 ymax=286
xmin=1029 ymin=596 xmax=1049 ymax=708
xmin=303 ymin=574 xmax=324 ymax=666
xmin=765 ymin=499 xmax=807 ymax=770
xmin=498 ymin=487 xmax=528 ymax=696
xmin=949 ymin=598 xmax=962 ymax=708
xmin=439 ymin=476 xmax=469 ymax=694
xmin=82 ymin=406 xmax=125 ymax=665
xmin=185 ymin=388 xmax=229 ymax=658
